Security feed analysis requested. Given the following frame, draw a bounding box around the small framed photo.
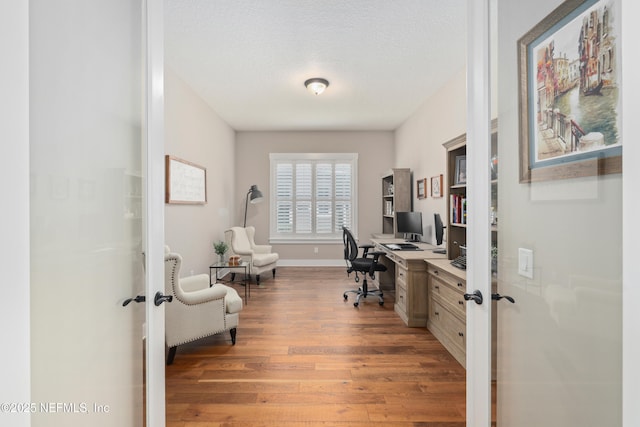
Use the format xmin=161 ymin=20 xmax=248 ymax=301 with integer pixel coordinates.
xmin=431 ymin=174 xmax=443 ymax=198
xmin=454 ymin=155 xmax=467 ymax=185
xmin=416 ymin=178 xmax=427 ymax=199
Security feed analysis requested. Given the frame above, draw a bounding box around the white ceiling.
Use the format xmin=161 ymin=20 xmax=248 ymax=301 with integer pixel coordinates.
xmin=164 ymin=1 xmax=467 ymax=131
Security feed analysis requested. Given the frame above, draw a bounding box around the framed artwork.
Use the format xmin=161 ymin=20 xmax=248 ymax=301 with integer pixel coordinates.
xmin=416 ymin=178 xmax=427 ymax=199
xmin=165 ymin=155 xmax=207 ymax=204
xmin=431 ymin=174 xmax=443 ymax=198
xmin=518 ymin=0 xmax=621 ymax=183
xmin=454 ymin=155 xmax=467 ymax=185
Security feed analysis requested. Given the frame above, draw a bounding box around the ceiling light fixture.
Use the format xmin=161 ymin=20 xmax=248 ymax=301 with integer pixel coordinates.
xmin=304 ymin=78 xmax=329 ymax=95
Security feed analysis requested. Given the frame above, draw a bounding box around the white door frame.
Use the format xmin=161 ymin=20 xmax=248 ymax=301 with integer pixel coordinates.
xmin=621 ymin=0 xmax=640 ymax=425
xmin=466 ymin=0 xmax=640 ymax=426
xmin=145 ymin=0 xmax=167 ymax=425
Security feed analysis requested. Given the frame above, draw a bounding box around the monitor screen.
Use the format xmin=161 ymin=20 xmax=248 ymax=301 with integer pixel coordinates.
xmin=396 ymin=211 xmax=423 ymax=241
xmin=434 ymin=213 xmax=444 ymax=245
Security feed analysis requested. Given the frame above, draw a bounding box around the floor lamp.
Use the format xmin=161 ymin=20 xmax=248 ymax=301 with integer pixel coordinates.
xmin=243 ymin=185 xmax=264 ymax=227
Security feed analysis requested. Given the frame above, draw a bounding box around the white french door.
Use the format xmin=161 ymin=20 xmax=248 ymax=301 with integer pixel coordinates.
xmin=29 ymin=0 xmax=165 ymax=426
xmin=466 ymin=0 xmax=639 ymax=426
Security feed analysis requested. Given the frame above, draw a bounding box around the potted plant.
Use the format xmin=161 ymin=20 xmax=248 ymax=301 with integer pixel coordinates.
xmin=213 ymin=241 xmax=228 ymax=264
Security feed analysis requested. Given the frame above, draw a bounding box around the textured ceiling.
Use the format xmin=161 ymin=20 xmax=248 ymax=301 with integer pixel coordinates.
xmin=165 ymin=1 xmax=467 ymax=131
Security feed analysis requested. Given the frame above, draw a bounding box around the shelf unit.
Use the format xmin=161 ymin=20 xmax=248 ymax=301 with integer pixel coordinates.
xmin=381 ymin=168 xmax=411 ymax=236
xmin=443 ymin=119 xmax=498 ymax=260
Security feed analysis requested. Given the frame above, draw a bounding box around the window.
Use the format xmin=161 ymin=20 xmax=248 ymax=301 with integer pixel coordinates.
xmin=270 ymin=153 xmax=358 ymax=243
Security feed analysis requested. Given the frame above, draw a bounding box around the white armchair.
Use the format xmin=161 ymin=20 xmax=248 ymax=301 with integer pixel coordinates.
xmin=225 ymin=226 xmax=279 ymax=285
xmin=164 ymin=247 xmax=243 ymax=365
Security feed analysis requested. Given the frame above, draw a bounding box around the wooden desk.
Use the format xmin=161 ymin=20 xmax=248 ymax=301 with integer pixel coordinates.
xmin=370 ymin=238 xmax=447 ymax=327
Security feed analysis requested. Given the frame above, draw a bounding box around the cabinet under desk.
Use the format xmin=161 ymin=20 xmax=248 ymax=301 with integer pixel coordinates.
xmin=370 ymin=238 xmax=447 ymax=327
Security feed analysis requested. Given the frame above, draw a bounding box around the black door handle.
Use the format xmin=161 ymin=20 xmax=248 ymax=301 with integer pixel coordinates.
xmin=492 ymin=293 xmax=515 ymax=303
xmin=122 ymin=295 xmax=145 ymax=306
xmin=154 ymin=291 xmax=173 ymax=306
xmin=463 ymin=290 xmax=483 ymax=305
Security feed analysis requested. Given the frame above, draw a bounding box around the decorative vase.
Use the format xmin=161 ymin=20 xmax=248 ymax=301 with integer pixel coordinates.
xmin=218 ymin=253 xmax=225 ymax=264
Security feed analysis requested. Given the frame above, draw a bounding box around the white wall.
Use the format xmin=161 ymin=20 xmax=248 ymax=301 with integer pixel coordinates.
xmin=164 ymin=68 xmax=236 ymax=275
xmin=235 ymin=131 xmax=394 ymax=263
xmin=0 ymin=2 xmax=30 ymax=426
xmin=394 ymin=69 xmax=467 ymax=244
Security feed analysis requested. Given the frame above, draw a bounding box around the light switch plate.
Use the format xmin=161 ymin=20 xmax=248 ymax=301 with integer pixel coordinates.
xmin=518 ymin=248 xmax=534 ymax=279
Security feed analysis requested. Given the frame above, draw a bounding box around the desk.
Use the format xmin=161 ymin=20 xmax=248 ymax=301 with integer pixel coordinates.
xmin=370 ymin=238 xmax=447 ymax=327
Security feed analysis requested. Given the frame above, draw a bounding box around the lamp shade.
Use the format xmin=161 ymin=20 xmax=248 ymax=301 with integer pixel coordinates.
xmin=248 ymin=184 xmax=263 ymax=204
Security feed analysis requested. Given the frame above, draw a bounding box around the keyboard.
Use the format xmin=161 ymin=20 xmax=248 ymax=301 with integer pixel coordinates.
xmin=384 ymin=243 xmax=421 ymax=251
xmin=451 ymin=255 xmax=467 ymax=270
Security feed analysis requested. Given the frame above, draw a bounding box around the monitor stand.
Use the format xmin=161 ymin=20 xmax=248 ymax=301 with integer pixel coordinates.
xmin=403 ymin=234 xmax=421 ymax=243
xmin=433 ymin=247 xmax=446 ymax=254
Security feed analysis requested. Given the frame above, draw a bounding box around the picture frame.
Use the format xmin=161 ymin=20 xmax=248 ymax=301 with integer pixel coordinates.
xmin=454 ymin=155 xmax=467 ymax=185
xmin=416 ymin=178 xmax=427 ymax=199
xmin=517 ymin=0 xmax=621 ymax=183
xmin=431 ymin=174 xmax=443 ymax=198
xmin=165 ymin=155 xmax=207 ymax=204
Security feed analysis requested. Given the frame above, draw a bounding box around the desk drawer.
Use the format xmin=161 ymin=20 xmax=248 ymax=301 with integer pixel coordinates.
xmin=429 ymin=298 xmax=466 ymax=354
xmin=429 ymin=277 xmax=466 ymax=320
xmin=395 ymin=281 xmax=407 ymax=312
xmin=395 ymin=265 xmax=408 ymax=287
xmin=427 ymin=264 xmax=465 ymax=292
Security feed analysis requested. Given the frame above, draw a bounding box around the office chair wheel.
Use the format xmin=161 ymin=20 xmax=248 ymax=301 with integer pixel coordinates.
xmin=343 ymin=293 xmax=348 ymax=301
xmin=379 ymin=301 xmax=384 ymax=306
xmin=353 ymin=302 xmax=359 ymax=307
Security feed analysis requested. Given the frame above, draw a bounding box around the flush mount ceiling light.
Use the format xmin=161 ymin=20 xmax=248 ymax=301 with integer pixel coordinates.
xmin=304 ymin=78 xmax=329 ymax=95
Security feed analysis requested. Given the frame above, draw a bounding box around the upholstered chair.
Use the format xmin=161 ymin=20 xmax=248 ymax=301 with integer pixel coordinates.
xmin=164 ymin=247 xmax=243 ymax=365
xmin=225 ymin=226 xmax=279 ymax=285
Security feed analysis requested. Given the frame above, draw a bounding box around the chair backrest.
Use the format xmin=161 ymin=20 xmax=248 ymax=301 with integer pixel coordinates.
xmin=227 ymin=227 xmax=252 ymax=253
xmin=342 ymin=226 xmax=359 ymax=262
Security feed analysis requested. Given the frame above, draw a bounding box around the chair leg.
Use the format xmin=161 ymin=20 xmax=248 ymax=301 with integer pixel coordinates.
xmin=230 ymin=272 xmax=236 ymax=281
xmin=256 ymin=274 xmax=261 ymax=285
xmin=166 ymin=346 xmax=177 ymax=365
xmin=230 ymin=327 xmax=237 ymax=345
xmin=272 ymin=268 xmax=276 ymax=278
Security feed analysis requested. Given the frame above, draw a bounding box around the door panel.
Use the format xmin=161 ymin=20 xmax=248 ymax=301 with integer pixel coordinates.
xmin=465 ymin=0 xmax=626 ymax=426
xmin=30 ymin=1 xmax=146 ymax=424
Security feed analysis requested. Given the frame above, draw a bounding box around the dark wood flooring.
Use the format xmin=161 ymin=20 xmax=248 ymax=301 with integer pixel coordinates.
xmin=165 ymin=266 xmax=466 ymax=426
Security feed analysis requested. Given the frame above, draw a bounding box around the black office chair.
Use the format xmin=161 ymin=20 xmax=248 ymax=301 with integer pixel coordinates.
xmin=342 ymin=227 xmax=387 ymax=307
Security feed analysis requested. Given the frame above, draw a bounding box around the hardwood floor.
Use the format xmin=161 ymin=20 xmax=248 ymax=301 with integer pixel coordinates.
xmin=166 ymin=266 xmax=466 ymax=426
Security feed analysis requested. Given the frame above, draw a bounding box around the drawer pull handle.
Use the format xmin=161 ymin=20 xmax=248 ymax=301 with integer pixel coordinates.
xmin=435 ymin=311 xmax=439 ymax=316
xmin=434 ymin=270 xmax=439 ymax=275
xmin=458 ymin=332 xmax=464 ymax=337
xmin=434 ymin=285 xmax=439 ymax=290
xmin=458 ymin=301 xmax=464 ymax=305
xmin=457 ymin=282 xmax=463 ymax=288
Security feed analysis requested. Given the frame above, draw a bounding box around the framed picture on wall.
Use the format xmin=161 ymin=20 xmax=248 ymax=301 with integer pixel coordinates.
xmin=417 ymin=178 xmax=427 ymax=199
xmin=431 ymin=174 xmax=443 ymax=198
xmin=517 ymin=0 xmax=621 ymax=182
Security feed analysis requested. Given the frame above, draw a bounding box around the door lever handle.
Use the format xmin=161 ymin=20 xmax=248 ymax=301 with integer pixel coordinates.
xmin=492 ymin=293 xmax=515 ymax=303
xmin=122 ymin=295 xmax=145 ymax=306
xmin=154 ymin=291 xmax=173 ymax=306
xmin=463 ymin=290 xmax=483 ymax=305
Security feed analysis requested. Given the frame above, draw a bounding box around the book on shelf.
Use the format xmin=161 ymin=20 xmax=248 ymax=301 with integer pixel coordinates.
xmin=385 ymin=200 xmax=393 ymax=216
xmin=450 ymin=194 xmax=467 ymax=224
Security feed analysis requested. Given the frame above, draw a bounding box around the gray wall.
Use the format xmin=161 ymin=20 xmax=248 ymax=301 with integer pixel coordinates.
xmin=164 ymin=68 xmax=236 ymax=275
xmin=235 ymin=131 xmax=394 ymax=264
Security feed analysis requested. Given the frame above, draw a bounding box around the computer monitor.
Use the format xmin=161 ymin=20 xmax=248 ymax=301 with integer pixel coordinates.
xmin=396 ymin=211 xmax=423 ymax=242
xmin=433 ymin=213 xmax=446 ymax=254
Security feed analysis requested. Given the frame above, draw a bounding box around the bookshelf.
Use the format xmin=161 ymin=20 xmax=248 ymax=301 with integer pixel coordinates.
xmin=381 ymin=168 xmax=411 ymax=236
xmin=443 ymin=119 xmax=498 ymax=260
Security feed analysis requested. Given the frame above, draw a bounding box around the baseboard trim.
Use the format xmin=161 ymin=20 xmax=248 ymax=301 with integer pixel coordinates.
xmin=277 ymin=259 xmax=345 ymax=267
